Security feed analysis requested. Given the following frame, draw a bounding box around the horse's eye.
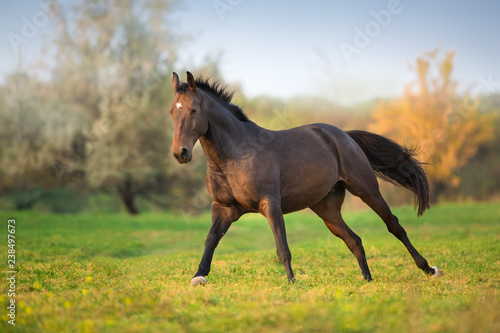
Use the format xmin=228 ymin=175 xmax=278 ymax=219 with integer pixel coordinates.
xmin=190 ymin=109 xmax=196 ymax=115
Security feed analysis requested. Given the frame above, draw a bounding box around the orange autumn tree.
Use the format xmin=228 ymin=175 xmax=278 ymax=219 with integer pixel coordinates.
xmin=369 ymin=50 xmax=496 ymax=199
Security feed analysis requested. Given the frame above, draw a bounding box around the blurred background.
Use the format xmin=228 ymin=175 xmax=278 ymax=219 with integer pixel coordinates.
xmin=0 ymin=0 xmax=499 ymax=215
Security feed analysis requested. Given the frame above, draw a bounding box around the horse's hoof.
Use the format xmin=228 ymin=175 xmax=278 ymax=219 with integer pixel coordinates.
xmin=431 ymin=266 xmax=443 ymax=278
xmin=190 ymin=276 xmax=207 ymax=286
xmin=363 ymin=275 xmax=373 ymax=282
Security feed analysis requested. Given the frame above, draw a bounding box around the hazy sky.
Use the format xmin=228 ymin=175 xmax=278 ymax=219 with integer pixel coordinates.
xmin=1 ymin=0 xmax=499 ymax=105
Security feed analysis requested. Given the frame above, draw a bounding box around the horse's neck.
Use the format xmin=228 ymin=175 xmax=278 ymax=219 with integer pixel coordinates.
xmin=199 ymin=95 xmax=257 ymax=168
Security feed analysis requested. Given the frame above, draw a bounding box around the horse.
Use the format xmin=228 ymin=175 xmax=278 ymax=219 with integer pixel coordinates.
xmin=169 ymin=71 xmax=443 ymax=286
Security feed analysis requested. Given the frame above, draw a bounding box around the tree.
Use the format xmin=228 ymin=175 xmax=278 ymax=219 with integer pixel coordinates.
xmin=0 ymin=67 xmax=81 ymax=203
xmin=50 ymin=0 xmax=180 ymax=214
xmin=369 ymin=50 xmax=497 ymax=200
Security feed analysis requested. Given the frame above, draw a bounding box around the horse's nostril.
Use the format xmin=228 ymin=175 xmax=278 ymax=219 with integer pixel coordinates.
xmin=180 ymin=148 xmax=188 ymax=159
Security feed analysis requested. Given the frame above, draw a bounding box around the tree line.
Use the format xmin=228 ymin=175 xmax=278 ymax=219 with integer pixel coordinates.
xmin=1 ymin=0 xmax=498 ymax=214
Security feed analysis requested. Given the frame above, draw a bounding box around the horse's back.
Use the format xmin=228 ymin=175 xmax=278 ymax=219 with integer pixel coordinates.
xmin=277 ymin=123 xmax=364 ymax=166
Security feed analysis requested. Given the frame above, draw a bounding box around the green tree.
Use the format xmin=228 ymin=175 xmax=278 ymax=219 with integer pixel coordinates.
xmin=0 ymin=67 xmax=82 ymax=206
xmin=50 ymin=0 xmax=180 ymax=214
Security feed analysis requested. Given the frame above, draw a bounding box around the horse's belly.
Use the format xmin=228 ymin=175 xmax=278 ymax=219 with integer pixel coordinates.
xmin=280 ymin=164 xmax=337 ymax=214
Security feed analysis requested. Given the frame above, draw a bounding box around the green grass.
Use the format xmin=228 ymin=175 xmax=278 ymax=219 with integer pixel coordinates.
xmin=1 ymin=202 xmax=499 ymax=332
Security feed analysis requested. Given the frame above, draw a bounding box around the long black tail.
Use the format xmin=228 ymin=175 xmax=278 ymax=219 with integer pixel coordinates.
xmin=347 ymin=130 xmax=430 ymax=216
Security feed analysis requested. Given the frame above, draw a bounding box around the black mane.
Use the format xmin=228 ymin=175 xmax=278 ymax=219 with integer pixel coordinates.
xmin=178 ymin=77 xmax=250 ymax=122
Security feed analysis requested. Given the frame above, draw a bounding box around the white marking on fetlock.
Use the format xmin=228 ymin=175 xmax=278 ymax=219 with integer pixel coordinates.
xmin=190 ymin=276 xmax=207 ymax=286
xmin=431 ymin=266 xmax=443 ymax=278
xmin=176 ymin=102 xmax=182 ymax=109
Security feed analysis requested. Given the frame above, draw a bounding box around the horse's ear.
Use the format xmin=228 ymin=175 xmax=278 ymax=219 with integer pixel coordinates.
xmin=172 ymin=72 xmax=180 ymax=91
xmin=186 ymin=71 xmax=196 ymax=91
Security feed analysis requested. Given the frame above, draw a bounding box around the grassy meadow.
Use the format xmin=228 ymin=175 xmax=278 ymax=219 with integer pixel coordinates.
xmin=0 ymin=202 xmax=499 ymax=332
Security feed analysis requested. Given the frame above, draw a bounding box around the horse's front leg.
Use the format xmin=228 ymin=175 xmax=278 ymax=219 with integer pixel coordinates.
xmin=260 ymin=197 xmax=295 ymax=282
xmin=191 ymin=202 xmax=241 ymax=286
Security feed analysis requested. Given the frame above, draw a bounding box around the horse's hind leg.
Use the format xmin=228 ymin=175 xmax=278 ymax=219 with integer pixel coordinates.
xmin=310 ymin=185 xmax=372 ymax=281
xmin=351 ymin=184 xmax=437 ymax=276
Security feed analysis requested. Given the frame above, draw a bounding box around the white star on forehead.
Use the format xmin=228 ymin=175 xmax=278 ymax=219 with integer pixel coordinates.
xmin=176 ymin=102 xmax=182 ymax=109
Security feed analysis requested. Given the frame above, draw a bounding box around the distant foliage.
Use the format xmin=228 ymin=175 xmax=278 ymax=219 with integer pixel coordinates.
xmin=369 ymin=50 xmax=497 ymax=198
xmin=0 ymin=70 xmax=82 ymax=192
xmin=1 ymin=17 xmax=499 ymax=215
xmin=48 ymin=0 xmax=181 ymax=214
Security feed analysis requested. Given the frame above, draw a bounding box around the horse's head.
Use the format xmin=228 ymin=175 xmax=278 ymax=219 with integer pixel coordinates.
xmin=170 ymin=72 xmax=209 ymax=164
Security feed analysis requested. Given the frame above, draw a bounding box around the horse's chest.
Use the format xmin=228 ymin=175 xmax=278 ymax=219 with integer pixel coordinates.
xmin=206 ymin=173 xmax=235 ymax=205
xmin=207 ymin=169 xmax=265 ymax=212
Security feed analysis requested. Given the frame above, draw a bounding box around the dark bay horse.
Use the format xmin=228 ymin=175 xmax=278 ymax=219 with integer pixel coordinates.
xmin=169 ymin=72 xmax=442 ymax=286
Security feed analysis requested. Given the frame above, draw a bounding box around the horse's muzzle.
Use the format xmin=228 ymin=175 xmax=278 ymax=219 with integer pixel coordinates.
xmin=173 ymin=148 xmax=192 ymax=164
